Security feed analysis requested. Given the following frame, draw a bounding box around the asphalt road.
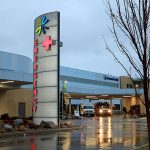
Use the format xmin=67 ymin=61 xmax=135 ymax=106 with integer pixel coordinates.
xmin=0 ymin=115 xmax=148 ymax=150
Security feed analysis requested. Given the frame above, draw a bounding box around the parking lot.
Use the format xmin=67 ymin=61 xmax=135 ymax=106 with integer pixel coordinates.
xmin=0 ymin=115 xmax=148 ymax=150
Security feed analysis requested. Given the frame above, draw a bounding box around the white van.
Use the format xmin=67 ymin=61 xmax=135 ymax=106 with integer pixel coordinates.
xmin=81 ymin=104 xmax=94 ymax=116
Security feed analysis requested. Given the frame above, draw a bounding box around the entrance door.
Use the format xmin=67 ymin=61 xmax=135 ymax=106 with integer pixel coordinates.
xmin=18 ymin=102 xmax=25 ymax=118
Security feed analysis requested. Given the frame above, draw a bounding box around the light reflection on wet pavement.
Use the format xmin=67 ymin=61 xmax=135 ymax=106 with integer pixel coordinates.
xmin=0 ymin=116 xmax=148 ymax=150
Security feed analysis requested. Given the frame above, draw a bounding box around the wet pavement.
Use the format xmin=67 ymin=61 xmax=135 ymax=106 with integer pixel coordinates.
xmin=0 ymin=116 xmax=148 ymax=150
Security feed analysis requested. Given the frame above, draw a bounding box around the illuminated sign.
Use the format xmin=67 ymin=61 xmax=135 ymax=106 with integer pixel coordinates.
xmin=33 ymin=12 xmax=60 ymax=125
xmin=42 ymin=36 xmax=53 ymax=51
xmin=35 ymin=16 xmax=49 ymax=36
xmin=33 ymin=39 xmax=38 ymax=113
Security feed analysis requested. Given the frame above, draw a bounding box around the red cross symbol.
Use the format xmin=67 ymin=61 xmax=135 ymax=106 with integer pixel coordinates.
xmin=42 ymin=36 xmax=53 ymax=51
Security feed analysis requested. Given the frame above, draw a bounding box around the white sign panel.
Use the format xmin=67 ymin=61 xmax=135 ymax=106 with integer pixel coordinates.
xmin=33 ymin=12 xmax=60 ymax=125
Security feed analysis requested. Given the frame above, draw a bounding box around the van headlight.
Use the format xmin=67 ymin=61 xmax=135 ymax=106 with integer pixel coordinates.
xmin=99 ymin=109 xmax=103 ymax=113
xmin=108 ymin=109 xmax=111 ymax=113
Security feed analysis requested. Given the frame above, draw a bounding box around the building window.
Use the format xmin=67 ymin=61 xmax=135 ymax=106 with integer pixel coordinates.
xmin=127 ymin=84 xmax=132 ymax=88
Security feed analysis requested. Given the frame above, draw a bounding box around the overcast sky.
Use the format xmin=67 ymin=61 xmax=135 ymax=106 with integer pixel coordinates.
xmin=0 ymin=0 xmax=129 ymax=76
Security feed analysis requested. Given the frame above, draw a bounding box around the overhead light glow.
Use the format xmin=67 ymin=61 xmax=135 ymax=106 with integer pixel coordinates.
xmin=64 ymin=80 xmax=68 ymax=83
xmin=1 ymin=81 xmax=14 ymax=84
xmin=86 ymin=96 xmax=97 ymax=98
xmin=101 ymin=95 xmax=108 ymax=96
xmin=123 ymin=96 xmax=132 ymax=98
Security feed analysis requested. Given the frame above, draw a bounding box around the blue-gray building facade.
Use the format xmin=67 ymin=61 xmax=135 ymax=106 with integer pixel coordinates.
xmin=0 ymin=51 xmax=140 ymax=96
xmin=60 ymin=66 xmax=120 ymax=90
xmin=0 ymin=51 xmax=32 ymax=89
xmin=60 ymin=66 xmax=122 ymax=105
xmin=60 ymin=66 xmax=143 ymax=106
xmin=0 ymin=51 xmax=144 ymax=116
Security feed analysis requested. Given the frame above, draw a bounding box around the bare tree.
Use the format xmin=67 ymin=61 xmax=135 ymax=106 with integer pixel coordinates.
xmin=105 ymin=0 xmax=150 ymax=148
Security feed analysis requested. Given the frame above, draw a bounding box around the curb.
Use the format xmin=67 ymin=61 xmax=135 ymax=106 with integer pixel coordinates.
xmin=0 ymin=126 xmax=83 ymax=138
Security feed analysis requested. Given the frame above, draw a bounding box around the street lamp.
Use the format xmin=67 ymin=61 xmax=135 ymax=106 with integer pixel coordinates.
xmin=62 ymin=80 xmax=68 ymax=93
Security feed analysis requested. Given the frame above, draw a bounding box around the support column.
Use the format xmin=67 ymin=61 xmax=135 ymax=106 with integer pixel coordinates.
xmin=61 ymin=92 xmax=64 ymax=116
xmin=120 ymin=98 xmax=123 ymax=111
xmin=69 ymin=99 xmax=71 ymax=115
xmin=110 ymin=99 xmax=113 ymax=115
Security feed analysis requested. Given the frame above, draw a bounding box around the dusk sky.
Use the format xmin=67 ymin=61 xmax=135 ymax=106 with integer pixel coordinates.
xmin=0 ymin=0 xmax=129 ymax=76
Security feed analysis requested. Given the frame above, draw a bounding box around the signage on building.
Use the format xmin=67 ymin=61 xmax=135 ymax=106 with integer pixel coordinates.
xmin=105 ymin=75 xmax=119 ymax=81
xmin=33 ymin=12 xmax=60 ymax=125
